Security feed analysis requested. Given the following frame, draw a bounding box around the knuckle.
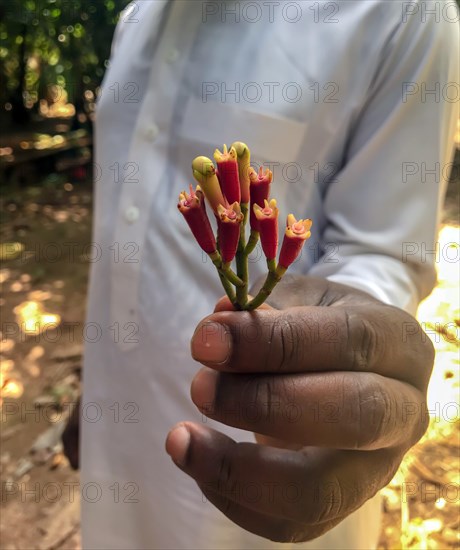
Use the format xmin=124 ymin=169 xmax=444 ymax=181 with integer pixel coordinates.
xmin=269 ymin=313 xmax=298 ymax=372
xmin=217 ymin=448 xmax=234 ymax=490
xmin=291 ymin=469 xmax=345 ymax=525
xmin=398 ymin=308 xmax=435 ymax=389
xmin=344 ymin=311 xmax=382 ymax=371
xmin=408 ymin=400 xmax=430 ymax=447
xmin=312 ymin=474 xmax=345 ymax=523
xmin=421 ymin=331 xmax=435 ymax=374
xmin=243 ymin=375 xmax=287 ymax=425
xmin=354 ymin=381 xmax=393 ymax=449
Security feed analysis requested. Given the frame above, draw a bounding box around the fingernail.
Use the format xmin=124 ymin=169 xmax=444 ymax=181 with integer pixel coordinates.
xmin=191 ymin=368 xmax=218 ymax=410
xmin=191 ymin=322 xmax=231 ymax=364
xmin=166 ymin=424 xmax=190 ymax=467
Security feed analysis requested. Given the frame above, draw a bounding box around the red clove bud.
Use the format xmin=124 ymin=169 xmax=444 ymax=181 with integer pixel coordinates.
xmin=253 ymin=199 xmax=279 ymax=261
xmin=231 ymin=141 xmax=251 ymax=204
xmin=278 ymin=214 xmax=312 ymax=269
xmin=178 ymin=185 xmax=217 ymax=254
xmin=216 ymin=202 xmax=243 ymax=264
xmin=214 ymin=145 xmax=241 ymax=205
xmin=249 ymin=166 xmax=273 ymax=232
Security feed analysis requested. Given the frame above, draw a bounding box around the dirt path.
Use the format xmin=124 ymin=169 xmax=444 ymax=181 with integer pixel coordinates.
xmin=1 ymin=181 xmax=89 ymax=549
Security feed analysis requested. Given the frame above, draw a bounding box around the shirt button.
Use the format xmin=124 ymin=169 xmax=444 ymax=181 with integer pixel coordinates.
xmin=124 ymin=206 xmax=140 ymax=224
xmin=165 ymin=48 xmax=179 ymax=64
xmin=145 ymin=123 xmax=159 ymax=142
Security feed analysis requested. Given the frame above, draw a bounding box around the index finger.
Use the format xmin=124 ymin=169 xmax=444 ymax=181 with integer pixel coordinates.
xmin=190 ymin=304 xmax=433 ymax=390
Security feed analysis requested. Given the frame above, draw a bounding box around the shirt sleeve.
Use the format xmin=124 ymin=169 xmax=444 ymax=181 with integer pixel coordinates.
xmin=308 ymin=2 xmax=459 ymax=315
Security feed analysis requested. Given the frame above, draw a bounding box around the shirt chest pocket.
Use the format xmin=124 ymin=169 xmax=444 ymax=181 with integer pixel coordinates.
xmin=167 ymin=96 xmax=312 ymax=248
xmin=176 ymin=97 xmax=308 ymax=169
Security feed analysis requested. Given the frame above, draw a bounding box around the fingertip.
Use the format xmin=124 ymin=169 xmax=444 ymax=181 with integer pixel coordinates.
xmin=191 ymin=368 xmax=218 ymax=409
xmin=191 ymin=321 xmax=232 ymax=365
xmin=165 ymin=423 xmax=191 ymax=467
xmin=214 ymin=295 xmax=273 ymax=313
xmin=214 ymin=296 xmax=236 ymax=312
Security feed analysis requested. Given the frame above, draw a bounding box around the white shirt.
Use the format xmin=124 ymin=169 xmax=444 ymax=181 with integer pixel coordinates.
xmin=81 ymin=1 xmax=459 ymax=549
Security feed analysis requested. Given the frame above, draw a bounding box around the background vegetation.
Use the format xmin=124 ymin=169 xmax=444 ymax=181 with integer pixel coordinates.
xmin=0 ymin=0 xmax=130 ymax=127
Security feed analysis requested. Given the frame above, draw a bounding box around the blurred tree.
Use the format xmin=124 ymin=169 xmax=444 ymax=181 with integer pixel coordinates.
xmin=0 ymin=0 xmax=130 ymax=126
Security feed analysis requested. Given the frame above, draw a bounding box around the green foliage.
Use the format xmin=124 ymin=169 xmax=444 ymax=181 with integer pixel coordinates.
xmin=0 ymin=0 xmax=131 ymax=117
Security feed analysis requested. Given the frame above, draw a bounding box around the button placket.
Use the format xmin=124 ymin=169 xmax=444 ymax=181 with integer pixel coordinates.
xmin=110 ymin=3 xmax=203 ymax=352
xmin=124 ymin=205 xmax=140 ymax=223
xmin=165 ymin=48 xmax=179 ymax=64
xmin=144 ymin=123 xmax=159 ymax=142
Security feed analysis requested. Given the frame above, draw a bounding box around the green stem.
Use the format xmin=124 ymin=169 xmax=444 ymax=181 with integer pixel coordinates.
xmin=245 ymin=230 xmax=259 ymax=255
xmin=246 ymin=265 xmax=286 ymax=311
xmin=218 ymin=271 xmax=236 ymax=304
xmin=235 ymin=203 xmax=249 ymax=309
xmin=210 ymin=252 xmax=244 ymax=287
xmin=210 ymin=251 xmax=237 ymax=305
xmin=222 ymin=264 xmax=245 ymax=287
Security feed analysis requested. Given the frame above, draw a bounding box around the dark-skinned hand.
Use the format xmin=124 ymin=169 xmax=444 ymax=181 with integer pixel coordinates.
xmin=166 ymin=275 xmax=434 ymax=543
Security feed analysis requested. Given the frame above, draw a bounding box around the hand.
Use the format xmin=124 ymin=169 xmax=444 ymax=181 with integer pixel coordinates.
xmin=166 ymin=275 xmax=434 ymax=542
xmin=62 ymin=397 xmax=80 ymax=470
